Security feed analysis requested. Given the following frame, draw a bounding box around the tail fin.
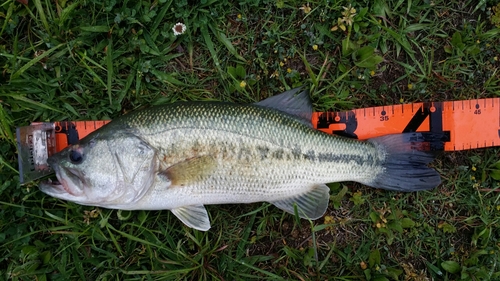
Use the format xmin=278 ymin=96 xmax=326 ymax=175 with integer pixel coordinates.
xmin=367 ymin=132 xmax=443 ymax=192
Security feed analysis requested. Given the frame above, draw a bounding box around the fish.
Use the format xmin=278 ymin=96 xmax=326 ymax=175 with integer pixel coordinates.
xmin=39 ymin=87 xmax=442 ymax=231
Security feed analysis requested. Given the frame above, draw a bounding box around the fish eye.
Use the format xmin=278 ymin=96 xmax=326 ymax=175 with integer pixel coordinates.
xmin=69 ymin=149 xmax=84 ymax=164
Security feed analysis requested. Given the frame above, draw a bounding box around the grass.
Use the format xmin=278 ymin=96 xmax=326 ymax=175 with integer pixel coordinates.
xmin=1 ymin=0 xmax=500 ymax=280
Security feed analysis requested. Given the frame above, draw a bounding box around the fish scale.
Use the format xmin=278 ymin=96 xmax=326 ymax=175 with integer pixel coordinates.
xmin=40 ymin=88 xmax=442 ymax=231
xmin=130 ymin=104 xmax=380 ymax=179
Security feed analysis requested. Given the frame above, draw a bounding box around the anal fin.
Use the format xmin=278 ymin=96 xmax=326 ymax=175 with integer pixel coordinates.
xmin=171 ymin=205 xmax=211 ymax=231
xmin=270 ymin=184 xmax=330 ymax=220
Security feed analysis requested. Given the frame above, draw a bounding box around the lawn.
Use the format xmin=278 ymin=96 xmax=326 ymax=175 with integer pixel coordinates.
xmin=1 ymin=0 xmax=499 ymax=280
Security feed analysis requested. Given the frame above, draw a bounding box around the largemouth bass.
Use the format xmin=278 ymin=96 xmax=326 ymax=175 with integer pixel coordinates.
xmin=40 ymin=88 xmax=442 ymax=231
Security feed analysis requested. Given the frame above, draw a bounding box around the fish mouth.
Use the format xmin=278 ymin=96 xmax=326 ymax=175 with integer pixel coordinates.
xmin=39 ymin=165 xmax=85 ymax=198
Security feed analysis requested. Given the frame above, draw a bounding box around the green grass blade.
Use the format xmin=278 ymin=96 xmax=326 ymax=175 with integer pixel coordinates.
xmin=32 ymin=0 xmax=50 ymax=35
xmin=151 ymin=0 xmax=173 ymax=33
xmin=3 ymin=93 xmax=63 ymax=113
xmin=213 ymin=29 xmax=247 ymax=63
xmin=106 ymin=39 xmax=113 ymax=105
xmin=0 ymin=103 xmax=14 ymax=143
xmin=201 ymin=25 xmax=224 ymax=78
xmin=228 ymin=256 xmax=286 ymax=280
xmin=0 ymin=1 xmax=15 ymax=38
xmin=80 ymin=26 xmax=110 ymax=32
xmin=11 ymin=44 xmax=65 ymax=80
xmin=299 ymin=52 xmax=318 ymax=88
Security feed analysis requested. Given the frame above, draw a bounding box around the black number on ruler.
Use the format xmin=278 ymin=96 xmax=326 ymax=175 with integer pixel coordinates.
xmin=380 ymin=110 xmax=389 ymax=121
xmin=403 ymin=103 xmax=450 ymax=150
xmin=57 ymin=121 xmax=79 ymax=145
xmin=474 ymin=104 xmax=481 ymax=114
xmin=316 ymin=111 xmax=358 ymax=138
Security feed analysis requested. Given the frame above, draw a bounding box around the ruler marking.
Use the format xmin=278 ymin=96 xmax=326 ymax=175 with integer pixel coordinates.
xmin=429 ymin=101 xmax=446 ymax=150
xmin=404 ymin=103 xmax=428 ymax=132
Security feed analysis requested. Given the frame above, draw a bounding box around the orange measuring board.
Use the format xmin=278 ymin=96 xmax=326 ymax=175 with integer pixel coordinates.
xmin=312 ymin=98 xmax=500 ymax=151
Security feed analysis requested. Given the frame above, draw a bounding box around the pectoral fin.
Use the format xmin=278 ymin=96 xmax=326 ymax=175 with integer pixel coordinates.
xmin=161 ymin=155 xmax=217 ymax=187
xmin=171 ymin=205 xmax=211 ymax=231
xmin=270 ymin=184 xmax=330 ymax=220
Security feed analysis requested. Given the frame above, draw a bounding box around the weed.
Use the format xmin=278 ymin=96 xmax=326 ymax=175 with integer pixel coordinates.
xmin=1 ymin=0 xmax=499 ymax=280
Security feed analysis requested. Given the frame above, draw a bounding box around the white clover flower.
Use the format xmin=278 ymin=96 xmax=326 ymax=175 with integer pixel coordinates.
xmin=172 ymin=22 xmax=187 ymax=36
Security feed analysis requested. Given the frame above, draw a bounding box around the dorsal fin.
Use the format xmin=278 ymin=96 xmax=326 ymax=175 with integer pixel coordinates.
xmin=255 ymin=87 xmax=313 ymax=127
